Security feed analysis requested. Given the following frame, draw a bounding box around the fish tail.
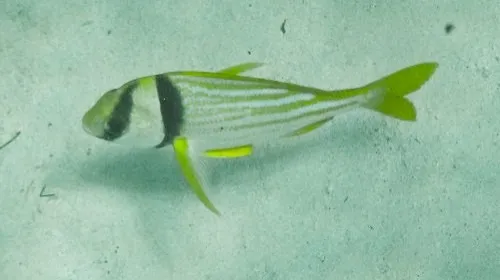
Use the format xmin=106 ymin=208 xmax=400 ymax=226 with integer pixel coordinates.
xmin=360 ymin=62 xmax=439 ymax=121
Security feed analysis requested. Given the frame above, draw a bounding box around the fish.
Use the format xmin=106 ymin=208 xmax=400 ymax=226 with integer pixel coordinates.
xmin=82 ymin=61 xmax=439 ymax=216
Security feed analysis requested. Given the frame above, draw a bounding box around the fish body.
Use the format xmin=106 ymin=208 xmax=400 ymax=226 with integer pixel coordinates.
xmin=82 ymin=62 xmax=438 ymax=215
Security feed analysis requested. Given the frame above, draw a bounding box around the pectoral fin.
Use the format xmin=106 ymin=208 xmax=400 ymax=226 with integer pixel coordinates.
xmin=203 ymin=144 xmax=253 ymax=158
xmin=173 ymin=137 xmax=220 ymax=216
xmin=218 ymin=62 xmax=264 ymax=75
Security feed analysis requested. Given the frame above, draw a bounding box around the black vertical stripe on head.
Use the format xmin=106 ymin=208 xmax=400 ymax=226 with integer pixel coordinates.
xmin=103 ymin=83 xmax=137 ymax=141
xmin=154 ymin=74 xmax=184 ymax=148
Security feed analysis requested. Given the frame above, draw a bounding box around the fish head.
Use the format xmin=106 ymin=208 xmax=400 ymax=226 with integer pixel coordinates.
xmin=82 ymin=88 xmax=128 ymax=142
xmin=82 ymin=81 xmax=164 ymax=148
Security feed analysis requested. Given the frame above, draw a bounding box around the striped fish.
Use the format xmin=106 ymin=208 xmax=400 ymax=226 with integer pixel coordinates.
xmin=82 ymin=61 xmax=438 ymax=215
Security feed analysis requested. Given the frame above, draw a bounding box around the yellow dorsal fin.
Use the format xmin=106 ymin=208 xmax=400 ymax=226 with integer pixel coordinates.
xmin=203 ymin=144 xmax=253 ymax=158
xmin=218 ymin=62 xmax=264 ymax=75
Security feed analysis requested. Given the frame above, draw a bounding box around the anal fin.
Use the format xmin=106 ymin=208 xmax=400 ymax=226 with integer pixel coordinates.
xmin=203 ymin=144 xmax=253 ymax=158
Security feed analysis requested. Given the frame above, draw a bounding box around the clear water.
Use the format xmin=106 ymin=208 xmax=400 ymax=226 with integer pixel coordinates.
xmin=1 ymin=0 xmax=499 ymax=279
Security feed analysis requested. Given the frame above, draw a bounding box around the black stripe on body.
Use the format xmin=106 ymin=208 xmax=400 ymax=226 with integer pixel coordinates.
xmin=154 ymin=74 xmax=184 ymax=148
xmin=103 ymin=82 xmax=137 ymax=141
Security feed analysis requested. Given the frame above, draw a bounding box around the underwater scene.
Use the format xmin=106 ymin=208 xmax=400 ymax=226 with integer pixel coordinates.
xmin=1 ymin=0 xmax=499 ymax=279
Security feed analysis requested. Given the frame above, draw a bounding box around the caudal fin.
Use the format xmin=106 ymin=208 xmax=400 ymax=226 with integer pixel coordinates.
xmin=362 ymin=62 xmax=438 ymax=121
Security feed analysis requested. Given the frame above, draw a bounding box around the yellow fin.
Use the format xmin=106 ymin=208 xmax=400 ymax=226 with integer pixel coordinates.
xmin=285 ymin=117 xmax=333 ymax=137
xmin=218 ymin=62 xmax=264 ymax=75
xmin=370 ymin=95 xmax=416 ymax=121
xmin=203 ymin=144 xmax=253 ymax=158
xmin=362 ymin=62 xmax=439 ymax=121
xmin=173 ymin=137 xmax=220 ymax=216
xmin=137 ymin=76 xmax=156 ymax=89
xmin=366 ymin=62 xmax=439 ymax=97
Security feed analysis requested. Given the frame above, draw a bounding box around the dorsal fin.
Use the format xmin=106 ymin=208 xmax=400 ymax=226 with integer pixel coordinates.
xmin=217 ymin=62 xmax=264 ymax=75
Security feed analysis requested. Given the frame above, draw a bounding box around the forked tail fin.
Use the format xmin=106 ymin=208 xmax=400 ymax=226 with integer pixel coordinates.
xmin=361 ymin=62 xmax=439 ymax=121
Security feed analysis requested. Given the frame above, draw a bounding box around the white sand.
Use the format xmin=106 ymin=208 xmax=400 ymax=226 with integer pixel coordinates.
xmin=1 ymin=0 xmax=499 ymax=279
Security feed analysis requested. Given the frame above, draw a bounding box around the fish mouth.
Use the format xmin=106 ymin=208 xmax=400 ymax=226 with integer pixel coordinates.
xmin=82 ymin=122 xmax=91 ymax=134
xmin=82 ymin=124 xmax=108 ymax=141
xmin=81 ymin=110 xmax=104 ymax=138
xmin=81 ymin=114 xmax=94 ymax=136
xmin=81 ymin=117 xmax=103 ymax=139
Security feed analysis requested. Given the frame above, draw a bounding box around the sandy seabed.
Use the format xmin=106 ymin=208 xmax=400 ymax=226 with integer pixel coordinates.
xmin=1 ymin=1 xmax=499 ymax=279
